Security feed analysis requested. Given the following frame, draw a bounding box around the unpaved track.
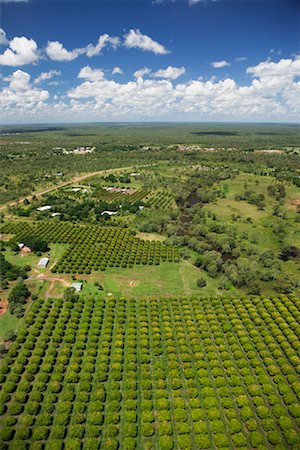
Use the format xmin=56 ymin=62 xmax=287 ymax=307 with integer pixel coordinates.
xmin=0 ymin=164 xmax=152 ymax=212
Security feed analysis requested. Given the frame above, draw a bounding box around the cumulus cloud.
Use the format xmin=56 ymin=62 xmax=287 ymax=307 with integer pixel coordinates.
xmin=153 ymin=66 xmax=185 ymax=80
xmin=46 ymin=34 xmax=120 ymax=61
xmin=0 ymin=36 xmax=39 ymax=66
xmin=1 ymin=70 xmax=49 ymax=110
xmin=124 ymin=29 xmax=170 ymax=55
xmin=84 ymin=34 xmax=120 ymax=57
xmin=112 ymin=66 xmax=123 ymax=75
xmin=134 ymin=67 xmax=151 ymax=79
xmin=78 ymin=66 xmax=105 ymax=81
xmin=2 ymin=57 xmax=300 ymax=123
xmin=45 ymin=41 xmax=82 ymax=61
xmin=34 ymin=69 xmax=61 ymax=84
xmin=246 ymin=58 xmax=300 ymax=78
xmin=211 ymin=60 xmax=231 ymax=68
xmin=0 ymin=28 xmax=8 ymax=45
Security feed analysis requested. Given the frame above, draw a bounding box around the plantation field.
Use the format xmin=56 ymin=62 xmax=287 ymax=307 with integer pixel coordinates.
xmin=0 ymin=221 xmax=179 ymax=274
xmin=0 ymin=295 xmax=299 ymax=449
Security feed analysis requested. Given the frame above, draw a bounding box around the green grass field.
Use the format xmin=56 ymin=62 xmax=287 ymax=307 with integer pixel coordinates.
xmin=78 ymin=260 xmax=221 ymax=299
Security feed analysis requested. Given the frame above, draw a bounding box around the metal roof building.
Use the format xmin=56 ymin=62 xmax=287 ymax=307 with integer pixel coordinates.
xmin=38 ymin=257 xmax=49 ymax=268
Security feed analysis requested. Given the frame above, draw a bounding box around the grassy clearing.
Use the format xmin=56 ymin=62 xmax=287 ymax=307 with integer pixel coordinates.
xmin=0 ymin=312 xmax=20 ymax=341
xmin=135 ymin=232 xmax=166 ymax=242
xmin=76 ymin=261 xmax=212 ymax=298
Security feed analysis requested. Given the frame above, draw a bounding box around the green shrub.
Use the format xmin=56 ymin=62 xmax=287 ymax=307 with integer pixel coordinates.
xmin=228 ymin=418 xmax=242 ymax=434
xmin=32 ymin=426 xmax=50 ymax=441
xmin=15 ymin=427 xmax=31 ymax=440
xmin=267 ymin=431 xmax=282 ymax=445
xmin=250 ymin=431 xmax=265 ymax=448
xmin=284 ymin=429 xmax=299 ymax=445
xmin=278 ymin=415 xmax=293 ymax=430
xmin=211 ymin=420 xmax=224 ymax=434
xmin=8 ymin=441 xmax=27 ymax=450
xmin=0 ymin=427 xmax=15 ymax=441
xmin=142 ymin=423 xmax=154 ymax=437
xmin=194 ymin=434 xmax=210 ymax=449
xmin=158 ymin=422 xmax=172 ymax=436
xmin=124 ymin=411 xmax=136 ymax=423
xmin=246 ymin=419 xmax=258 ymax=435
xmin=141 ymin=411 xmax=154 ymax=423
xmin=159 ymin=435 xmax=174 ymax=450
xmin=50 ymin=426 xmax=66 ymax=439
xmin=213 ymin=433 xmax=229 ymax=448
xmin=64 ymin=439 xmax=82 ymax=450
xmin=45 ymin=441 xmax=64 ymax=450
xmin=8 ymin=402 xmax=23 ymax=415
xmin=68 ymin=425 xmax=85 ymax=439
xmin=124 ymin=423 xmax=137 ymax=438
xmin=256 ymin=405 xmax=270 ymax=419
xmin=232 ymin=432 xmax=247 ymax=447
xmin=102 ymin=438 xmax=119 ymax=450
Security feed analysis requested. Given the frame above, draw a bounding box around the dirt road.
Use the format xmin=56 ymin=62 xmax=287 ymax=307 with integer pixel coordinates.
xmin=0 ymin=164 xmax=151 ymax=212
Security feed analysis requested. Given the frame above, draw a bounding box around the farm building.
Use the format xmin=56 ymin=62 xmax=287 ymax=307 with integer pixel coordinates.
xmin=71 ymin=282 xmax=83 ymax=292
xmin=38 ymin=257 xmax=49 ymax=268
xmin=37 ymin=205 xmax=52 ymax=212
xmin=101 ymin=211 xmax=118 ymax=216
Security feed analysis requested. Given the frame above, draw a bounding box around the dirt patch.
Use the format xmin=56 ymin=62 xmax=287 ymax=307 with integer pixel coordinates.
xmin=254 ymin=149 xmax=284 ymax=154
xmin=287 ymin=198 xmax=300 ymax=211
xmin=129 ymin=280 xmax=139 ymax=287
xmin=0 ymin=234 xmax=14 ymax=242
xmin=292 ymin=198 xmax=300 ymax=206
xmin=0 ymin=299 xmax=8 ymax=316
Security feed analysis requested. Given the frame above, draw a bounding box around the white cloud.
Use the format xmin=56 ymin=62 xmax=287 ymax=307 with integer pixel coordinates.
xmin=1 ymin=70 xmax=49 ymax=110
xmin=84 ymin=34 xmax=119 ymax=57
xmin=45 ymin=34 xmax=119 ymax=61
xmin=153 ymin=65 xmax=185 ymax=80
xmin=0 ymin=36 xmax=39 ymax=66
xmin=0 ymin=28 xmax=8 ymax=45
xmin=246 ymin=58 xmax=300 ymax=78
xmin=124 ymin=29 xmax=170 ymax=55
xmin=2 ymin=57 xmax=300 ymax=123
xmin=112 ymin=66 xmax=123 ymax=75
xmin=134 ymin=67 xmax=151 ymax=79
xmin=211 ymin=60 xmax=231 ymax=68
xmin=34 ymin=69 xmax=61 ymax=84
xmin=78 ymin=66 xmax=105 ymax=81
xmin=236 ymin=56 xmax=248 ymax=62
xmin=45 ymin=41 xmax=83 ymax=61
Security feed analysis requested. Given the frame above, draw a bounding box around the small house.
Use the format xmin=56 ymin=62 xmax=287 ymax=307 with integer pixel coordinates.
xmin=71 ymin=282 xmax=83 ymax=292
xmin=38 ymin=257 xmax=49 ymax=268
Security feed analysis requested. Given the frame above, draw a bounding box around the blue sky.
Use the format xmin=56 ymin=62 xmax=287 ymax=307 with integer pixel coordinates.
xmin=0 ymin=0 xmax=299 ymax=123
